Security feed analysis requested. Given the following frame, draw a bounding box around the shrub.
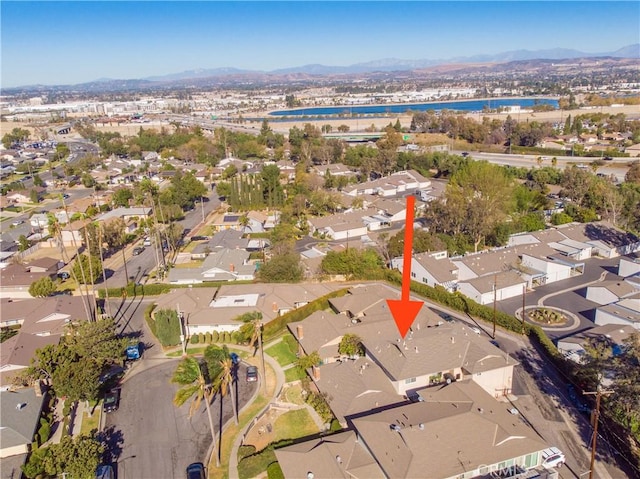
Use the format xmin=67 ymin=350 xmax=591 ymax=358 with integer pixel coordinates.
xmin=38 ymin=417 xmax=51 ymax=446
xmin=210 ymin=331 xmax=218 ymax=343
xmin=231 ymin=330 xmax=241 ymax=344
xmin=223 ymin=332 xmax=231 ymax=343
xmin=190 ymin=334 xmax=199 ymax=344
xmin=154 ymin=309 xmax=181 ymax=347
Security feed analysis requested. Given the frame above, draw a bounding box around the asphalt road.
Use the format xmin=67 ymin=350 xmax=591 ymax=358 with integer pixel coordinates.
xmin=497 ymin=255 xmax=622 ymax=340
xmin=106 ymin=188 xmax=221 ymax=287
xmin=104 ymin=358 xmax=257 ymax=479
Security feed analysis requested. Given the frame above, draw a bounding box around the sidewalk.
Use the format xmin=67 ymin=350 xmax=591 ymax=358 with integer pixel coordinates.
xmin=45 ymin=397 xmax=88 ymax=445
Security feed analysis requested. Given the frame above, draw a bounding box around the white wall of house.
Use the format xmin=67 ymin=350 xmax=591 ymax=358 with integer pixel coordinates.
xmin=327 ymin=226 xmax=368 ymax=240
xmin=456 ymin=283 xmax=524 ymax=305
xmin=187 ymin=323 xmax=240 ymax=335
xmin=470 ymin=364 xmax=515 ymax=399
xmin=585 ymin=287 xmax=619 ymax=305
xmin=521 ymin=255 xmax=571 ymax=283
xmin=619 ymin=258 xmax=640 ymax=278
xmin=595 ymin=308 xmax=640 ymax=330
xmin=451 ymin=261 xmax=478 ymax=281
xmin=0 ymin=442 xmax=28 ymax=459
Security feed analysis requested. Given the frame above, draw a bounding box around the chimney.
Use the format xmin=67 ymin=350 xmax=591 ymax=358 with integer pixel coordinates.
xmin=451 ymin=336 xmax=455 ymax=344
xmin=312 ymin=365 xmax=320 ymax=380
xmin=297 ymin=325 xmax=304 ymax=340
xmin=230 ymin=263 xmax=235 ymax=272
xmin=272 ymin=302 xmax=278 ymax=312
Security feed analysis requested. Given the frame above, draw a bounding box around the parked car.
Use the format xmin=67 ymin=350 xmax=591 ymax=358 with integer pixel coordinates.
xmin=11 ymin=220 xmax=24 ymax=226
xmin=541 ymin=447 xmax=565 ymax=469
xmin=57 ymin=271 xmax=71 ymax=280
xmin=230 ymin=352 xmax=240 ymax=365
xmin=132 ymin=246 xmax=145 ymax=256
xmin=186 ymin=462 xmax=205 ymax=479
xmin=469 ymin=326 xmax=482 ymax=335
xmin=246 ymin=365 xmax=258 ymax=382
xmin=104 ymin=389 xmax=120 ymax=413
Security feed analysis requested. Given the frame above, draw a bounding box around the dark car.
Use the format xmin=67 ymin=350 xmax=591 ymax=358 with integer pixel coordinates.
xmin=57 ymin=271 xmax=71 ymax=280
xmin=230 ymin=352 xmax=240 ymax=365
xmin=461 ymin=151 xmax=470 ymax=157
xmin=186 ymin=462 xmax=205 ymax=479
xmin=246 ymin=365 xmax=258 ymax=382
xmin=132 ymin=246 xmax=145 ymax=256
xmin=104 ymin=389 xmax=120 ymax=413
xmin=603 ymin=156 xmax=613 ymax=161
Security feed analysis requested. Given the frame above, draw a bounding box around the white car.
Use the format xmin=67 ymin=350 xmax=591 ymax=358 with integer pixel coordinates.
xmin=541 ymin=447 xmax=565 ymax=469
xmin=11 ymin=220 xmax=24 ymax=226
xmin=470 ymin=326 xmax=481 ymax=335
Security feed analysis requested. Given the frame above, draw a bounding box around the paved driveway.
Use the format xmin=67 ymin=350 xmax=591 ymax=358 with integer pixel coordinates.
xmin=104 ymin=358 xmax=257 ymax=479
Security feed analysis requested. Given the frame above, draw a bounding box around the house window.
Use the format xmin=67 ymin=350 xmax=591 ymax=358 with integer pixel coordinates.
xmin=411 ymin=272 xmax=416 ymax=278
xmin=405 ymin=377 xmax=416 ymax=384
xmin=525 ymin=452 xmax=538 ymax=468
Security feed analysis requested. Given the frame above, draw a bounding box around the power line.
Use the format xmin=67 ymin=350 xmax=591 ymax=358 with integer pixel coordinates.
xmin=583 ymin=386 xmax=614 ymax=479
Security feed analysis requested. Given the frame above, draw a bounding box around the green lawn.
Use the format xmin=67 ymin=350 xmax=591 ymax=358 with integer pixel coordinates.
xmin=284 ymin=366 xmax=307 ymax=383
xmin=265 ymin=340 xmax=297 ymax=367
xmin=272 ymin=408 xmax=320 ymax=442
xmin=80 ymin=407 xmax=100 ymax=435
xmin=237 ymin=409 xmax=320 ymax=479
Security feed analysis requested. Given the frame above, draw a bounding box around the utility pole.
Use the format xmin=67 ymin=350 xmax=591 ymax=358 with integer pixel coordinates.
xmin=583 ymin=386 xmax=614 ymax=479
xmin=177 ymin=304 xmax=187 ymax=357
xmin=521 ymin=284 xmax=526 ymax=334
xmin=492 ymin=273 xmax=497 ymax=339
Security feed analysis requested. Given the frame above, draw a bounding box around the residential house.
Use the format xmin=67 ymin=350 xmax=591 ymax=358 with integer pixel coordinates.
xmin=594 ymin=293 xmax=640 ymax=330
xmin=167 ymin=248 xmax=255 ymax=284
xmin=190 ymin=230 xmax=248 ymax=259
xmin=0 ymin=388 xmax=46 ymax=458
xmin=96 ymin=207 xmax=151 ymax=223
xmin=390 ymin=251 xmax=458 ymax=292
xmin=276 ymin=380 xmax=549 ymax=479
xmin=585 ymin=280 xmax=639 ymax=305
xmin=60 ymin=219 xmax=92 ymax=247
xmin=211 ymin=214 xmax=243 ymax=232
xmin=618 ymin=255 xmax=640 ymax=278
xmin=558 ymin=222 xmax=640 ymax=258
xmin=520 ymin=243 xmax=576 ymax=285
xmin=153 ymin=283 xmax=340 ymax=336
xmin=0 ymin=261 xmax=59 ymax=299
xmin=457 ymin=270 xmax=527 ymax=305
xmin=313 ymin=163 xmax=357 ymax=178
xmin=290 ymin=284 xmax=516 ymax=401
xmin=307 ymin=209 xmax=374 ymax=240
xmin=342 ymin=170 xmax=430 ymax=197
xmin=557 ymin=324 xmax=636 ymax=363
xmin=7 ymin=188 xmax=45 ymax=204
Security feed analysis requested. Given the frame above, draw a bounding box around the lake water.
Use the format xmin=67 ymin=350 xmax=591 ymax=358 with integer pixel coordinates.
xmin=269 ymin=98 xmax=559 ymax=117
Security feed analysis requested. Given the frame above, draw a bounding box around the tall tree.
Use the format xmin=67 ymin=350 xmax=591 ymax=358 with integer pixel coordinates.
xmin=172 ymin=357 xmax=220 ymax=467
xmin=214 ymin=358 xmax=238 ymax=425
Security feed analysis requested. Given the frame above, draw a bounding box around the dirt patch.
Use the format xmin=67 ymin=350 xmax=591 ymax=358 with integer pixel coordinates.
xmin=242 ymin=406 xmax=284 ymax=451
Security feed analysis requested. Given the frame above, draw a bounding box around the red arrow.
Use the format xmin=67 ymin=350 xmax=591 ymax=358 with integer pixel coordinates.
xmin=387 ymin=195 xmax=423 ymax=338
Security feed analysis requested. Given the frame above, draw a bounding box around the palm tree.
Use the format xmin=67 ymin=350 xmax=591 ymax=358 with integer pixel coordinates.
xmin=248 ymin=316 xmax=266 ymax=393
xmin=214 ymin=358 xmax=238 ymax=426
xmin=172 ymin=357 xmax=220 ymax=467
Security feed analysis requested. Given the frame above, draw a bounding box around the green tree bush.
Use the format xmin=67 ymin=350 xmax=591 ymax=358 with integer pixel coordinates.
xmin=154 ymin=309 xmax=181 ymax=347
xmin=29 ymin=277 xmax=57 ymax=297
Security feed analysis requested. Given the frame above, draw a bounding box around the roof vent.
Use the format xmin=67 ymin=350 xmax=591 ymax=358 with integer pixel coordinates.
xmin=336 ymin=455 xmax=342 ymax=464
xmin=16 ymin=402 xmax=27 ymax=410
xmin=307 ymin=473 xmax=314 ymax=479
xmin=418 ymin=423 xmax=424 ymax=430
xmin=390 ymin=424 xmax=401 ymax=432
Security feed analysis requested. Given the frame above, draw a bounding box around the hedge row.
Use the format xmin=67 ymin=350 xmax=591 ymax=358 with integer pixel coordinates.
xmin=188 ymin=330 xmax=242 ymax=345
xmin=99 ymin=279 xmax=255 ymax=298
xmin=262 ymin=288 xmax=349 ymax=341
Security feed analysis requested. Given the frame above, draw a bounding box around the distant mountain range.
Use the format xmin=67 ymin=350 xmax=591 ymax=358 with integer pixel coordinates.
xmin=143 ymin=44 xmax=639 ymax=81
xmin=6 ymin=44 xmax=638 ymax=93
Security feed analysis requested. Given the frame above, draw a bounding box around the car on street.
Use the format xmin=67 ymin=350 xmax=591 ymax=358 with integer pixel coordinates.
xmin=246 ymin=365 xmax=258 ymax=382
xmin=461 ymin=151 xmax=469 ymax=157
xmin=104 ymin=389 xmax=120 ymax=413
xmin=57 ymin=271 xmax=71 ymax=280
xmin=230 ymin=352 xmax=240 ymax=365
xmin=11 ymin=220 xmax=24 ymax=226
xmin=470 ymin=326 xmax=482 ymax=335
xmin=186 ymin=462 xmax=205 ymax=479
xmin=541 ymin=447 xmax=565 ymax=469
xmin=132 ymin=246 xmax=145 ymax=256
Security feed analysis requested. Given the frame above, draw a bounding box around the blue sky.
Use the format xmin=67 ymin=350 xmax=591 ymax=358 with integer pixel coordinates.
xmin=1 ymin=1 xmax=638 ymax=88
